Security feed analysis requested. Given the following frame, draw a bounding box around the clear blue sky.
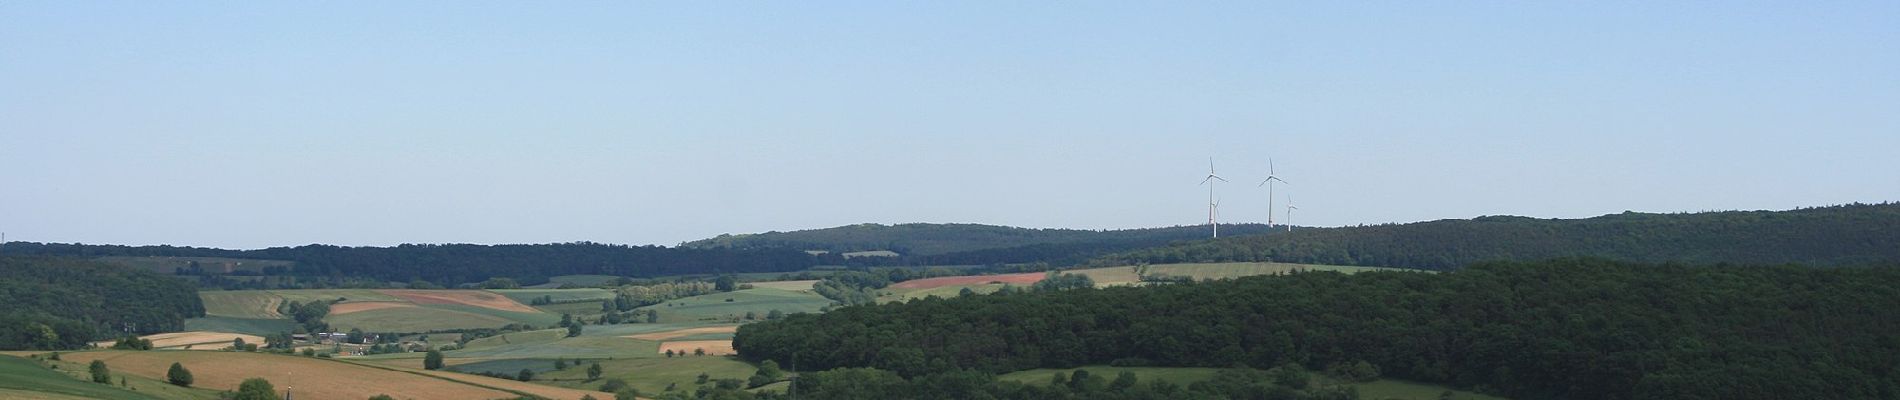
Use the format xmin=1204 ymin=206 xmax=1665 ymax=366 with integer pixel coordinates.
xmin=3 ymin=2 xmax=1896 ymax=249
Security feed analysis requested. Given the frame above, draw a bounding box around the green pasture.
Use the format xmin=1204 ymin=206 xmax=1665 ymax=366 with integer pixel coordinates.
xmin=639 ymin=288 xmax=831 ymax=323
xmin=538 ymin=355 xmax=760 ymax=396
xmin=0 ymin=355 xmax=170 ymax=400
xmin=182 ymin=316 xmax=298 ymax=336
xmin=493 ymin=288 xmax=615 ymax=304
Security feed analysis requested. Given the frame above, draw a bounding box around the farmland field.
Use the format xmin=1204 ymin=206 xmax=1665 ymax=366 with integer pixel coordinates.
xmin=639 ymin=288 xmax=830 ymax=323
xmin=888 ymin=272 xmax=1044 ymax=290
xmin=746 ymin=280 xmax=818 ymax=291
xmin=195 ymin=289 xmax=560 ymax=333
xmin=325 ymin=305 xmax=521 ymax=332
xmin=0 ymin=355 xmax=167 ymax=400
xmin=493 ymin=288 xmax=616 ymax=304
xmin=537 ymin=355 xmax=761 ymax=396
xmin=449 ymin=334 xmax=659 ymax=359
xmin=90 ymin=331 xmax=262 ymax=350
xmin=181 ymin=316 xmax=298 ymax=336
xmin=55 ymin=350 xmax=612 ymax=400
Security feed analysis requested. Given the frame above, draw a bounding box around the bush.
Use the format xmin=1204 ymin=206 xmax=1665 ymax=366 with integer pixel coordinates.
xmin=89 ymin=360 xmax=110 ymax=383
xmin=167 ymin=362 xmax=193 ymax=387
xmin=599 ymin=378 xmax=629 ymax=393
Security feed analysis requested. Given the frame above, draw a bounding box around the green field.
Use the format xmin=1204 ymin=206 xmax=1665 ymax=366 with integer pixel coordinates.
xmin=494 ymin=288 xmax=616 ymax=305
xmin=326 ymin=306 xmax=522 ymax=332
xmin=0 ymin=355 xmax=170 ymax=400
xmin=639 ymin=288 xmax=831 ymax=323
xmin=997 ymin=366 xmax=1503 ymax=400
xmin=538 ymin=355 xmax=761 ymax=395
xmin=196 ymin=289 xmax=562 ymax=334
xmin=182 ymin=316 xmax=299 ymax=336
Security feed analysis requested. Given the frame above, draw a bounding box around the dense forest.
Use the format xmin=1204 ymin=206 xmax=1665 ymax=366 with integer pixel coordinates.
xmin=0 ymin=256 xmax=205 ymax=350
xmin=735 ymin=259 xmax=1900 ymax=399
xmin=685 ymin=222 xmax=1274 ymax=257
xmin=1097 ymin=203 xmax=1900 ymax=270
xmin=0 ymin=242 xmax=818 ymax=286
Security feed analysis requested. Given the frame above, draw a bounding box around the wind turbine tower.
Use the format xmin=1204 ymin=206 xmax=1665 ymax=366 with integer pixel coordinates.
xmin=1285 ymin=194 xmax=1300 ymax=232
xmin=1199 ymin=157 xmax=1229 ymax=238
xmin=1259 ymin=159 xmax=1287 ymax=227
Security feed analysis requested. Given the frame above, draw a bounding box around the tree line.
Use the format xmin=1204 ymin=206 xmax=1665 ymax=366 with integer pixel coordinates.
xmin=1097 ymin=202 xmax=1900 ymax=270
xmin=735 ymin=258 xmax=1900 ymax=399
xmin=2 ymin=241 xmax=820 ymax=286
xmin=0 ymin=256 xmax=205 ymax=349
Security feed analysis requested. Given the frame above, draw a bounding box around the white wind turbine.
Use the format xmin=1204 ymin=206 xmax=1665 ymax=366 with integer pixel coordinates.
xmin=1200 ymin=157 xmax=1229 ymax=238
xmin=1284 ymin=194 xmax=1300 ymax=232
xmin=1259 ymin=158 xmax=1287 ymax=227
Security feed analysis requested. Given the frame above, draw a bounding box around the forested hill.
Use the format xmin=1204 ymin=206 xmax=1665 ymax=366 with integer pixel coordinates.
xmin=1096 ymin=202 xmax=1900 ymax=270
xmin=0 ymin=256 xmax=205 ymax=349
xmin=683 ymin=223 xmax=1274 ymax=257
xmin=0 ymin=242 xmax=817 ymax=285
xmin=736 ymin=259 xmax=1900 ymax=399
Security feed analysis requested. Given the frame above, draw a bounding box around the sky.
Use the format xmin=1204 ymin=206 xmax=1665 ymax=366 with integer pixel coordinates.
xmin=3 ymin=2 xmax=1897 ymax=249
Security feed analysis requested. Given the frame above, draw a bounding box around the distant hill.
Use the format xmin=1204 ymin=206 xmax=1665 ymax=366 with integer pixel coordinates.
xmin=1097 ymin=202 xmax=1900 ymax=270
xmin=684 ymin=222 xmax=1276 ymax=257
xmin=0 ymin=242 xmax=818 ymax=286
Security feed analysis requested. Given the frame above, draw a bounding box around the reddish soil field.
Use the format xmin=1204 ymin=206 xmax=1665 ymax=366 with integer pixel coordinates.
xmin=889 ymin=272 xmax=1046 ymax=289
xmin=626 ymin=326 xmax=738 ymax=341
xmin=376 ymin=290 xmax=540 ymax=313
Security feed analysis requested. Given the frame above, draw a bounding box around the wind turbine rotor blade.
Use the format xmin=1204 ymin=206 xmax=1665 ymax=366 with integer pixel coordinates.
xmin=1213 ymin=175 xmax=1229 ymax=182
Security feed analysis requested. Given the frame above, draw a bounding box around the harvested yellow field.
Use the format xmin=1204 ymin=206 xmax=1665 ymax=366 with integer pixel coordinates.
xmin=89 ymin=331 xmax=263 ymax=350
xmin=379 ymin=290 xmax=540 ymax=313
xmin=59 ymin=350 xmax=542 ymax=400
xmin=657 ymin=340 xmax=736 ymax=356
xmin=329 ymin=301 xmax=417 ymax=315
xmin=625 ymin=326 xmax=738 ymax=341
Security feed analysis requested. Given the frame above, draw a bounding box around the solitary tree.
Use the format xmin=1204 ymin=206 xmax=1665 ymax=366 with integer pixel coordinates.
xmin=555 ymin=358 xmax=569 ymax=370
xmin=516 ymin=368 xmax=535 ymax=382
xmin=166 ymin=362 xmax=194 ymax=387
xmin=424 ymin=349 xmax=444 ymax=370
xmin=587 ymin=362 xmax=603 ymax=381
xmin=89 ymin=360 xmax=110 ymax=383
xmin=567 ymin=323 xmax=583 ymax=338
xmin=234 ymin=378 xmax=280 ymax=400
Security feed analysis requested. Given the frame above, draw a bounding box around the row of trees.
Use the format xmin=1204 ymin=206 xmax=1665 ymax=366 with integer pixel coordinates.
xmin=3 ymin=242 xmax=820 ymax=286
xmin=1099 ymin=202 xmax=1900 ymax=270
xmin=0 ymin=256 xmax=205 ymax=349
xmin=736 ymin=258 xmax=1900 ymax=399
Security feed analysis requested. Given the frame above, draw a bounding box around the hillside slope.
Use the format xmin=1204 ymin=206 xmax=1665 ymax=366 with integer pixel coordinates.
xmin=1098 ymin=203 xmax=1900 ymax=270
